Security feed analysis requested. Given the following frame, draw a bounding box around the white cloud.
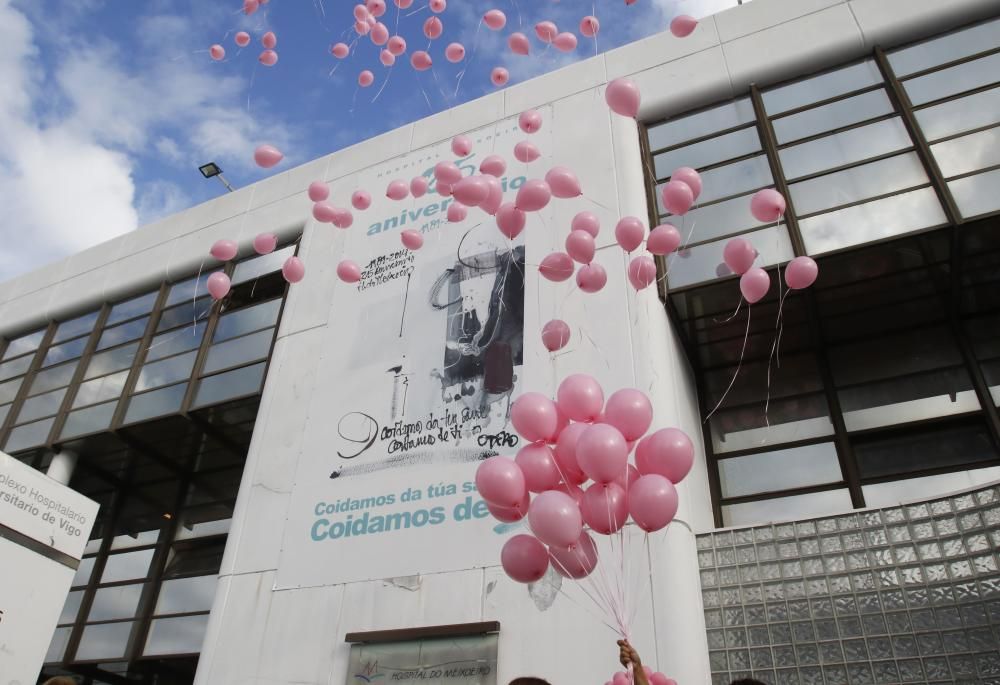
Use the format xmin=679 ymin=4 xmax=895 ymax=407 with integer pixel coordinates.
xmin=137 ymin=180 xmax=190 ymax=226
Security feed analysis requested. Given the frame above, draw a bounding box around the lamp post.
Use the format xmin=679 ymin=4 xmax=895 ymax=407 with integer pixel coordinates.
xmin=199 ymin=162 xmax=235 ymax=192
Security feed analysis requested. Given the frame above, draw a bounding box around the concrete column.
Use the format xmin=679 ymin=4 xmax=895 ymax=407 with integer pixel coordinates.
xmin=46 ymin=449 xmax=78 ymax=486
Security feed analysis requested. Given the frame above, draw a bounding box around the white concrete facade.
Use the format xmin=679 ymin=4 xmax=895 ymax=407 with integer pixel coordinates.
xmin=2 ymin=0 xmax=997 ymax=683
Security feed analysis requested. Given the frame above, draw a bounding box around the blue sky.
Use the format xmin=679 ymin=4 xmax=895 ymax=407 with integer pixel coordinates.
xmin=0 ymin=0 xmax=739 ymax=281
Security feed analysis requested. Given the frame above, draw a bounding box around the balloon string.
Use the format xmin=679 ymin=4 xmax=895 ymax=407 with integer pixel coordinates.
xmin=192 ymin=257 xmax=205 ymax=329
xmin=406 ymin=4 xmax=428 ymax=17
xmin=247 ymin=61 xmax=259 ymax=114
xmin=714 ymin=296 xmax=743 ymax=324
xmin=372 ymin=63 xmax=395 ymax=102
xmin=455 ymin=18 xmax=484 ymax=97
xmin=705 ymin=304 xmax=752 ymax=422
xmin=764 ymin=289 xmax=791 ymax=430
xmin=511 ymin=0 xmax=523 ymax=27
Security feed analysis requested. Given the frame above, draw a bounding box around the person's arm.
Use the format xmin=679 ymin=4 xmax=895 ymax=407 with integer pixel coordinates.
xmin=617 ymin=640 xmax=650 ymax=685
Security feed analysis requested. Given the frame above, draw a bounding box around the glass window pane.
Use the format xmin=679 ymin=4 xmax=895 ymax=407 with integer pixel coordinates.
xmin=799 ymin=188 xmax=947 ymax=255
xmin=889 ymin=17 xmax=1000 ymax=77
xmin=668 ymin=225 xmax=795 ymax=289
xmin=88 ymin=584 xmax=144 ymax=622
xmin=654 ymin=127 xmax=761 ymax=178
xmin=76 ymin=622 xmax=134 ymax=661
xmin=692 ymin=155 xmax=773 ymax=206
xmin=175 ymin=517 xmax=232 ymax=541
xmin=29 ymin=361 xmax=78 ymax=395
xmin=930 ymin=126 xmax=1000 ymax=178
xmin=719 ymin=443 xmax=843 ymax=498
xmin=110 ymin=529 xmax=161 ymax=551
xmin=790 ymin=153 xmax=929 ymax=216
xmin=214 ymin=299 xmax=282 ymax=343
xmin=59 ymin=590 xmax=84 ymax=625
xmin=861 ymin=465 xmax=1000 ymax=508
xmin=657 ymin=192 xmax=768 ymax=241
xmin=854 ymin=422 xmax=998 ymax=479
xmin=97 ymin=317 xmax=149 ymax=351
xmin=0 ymin=354 xmax=33 ymax=382
xmin=84 ymin=343 xmax=139 ymax=380
xmin=202 ymin=329 xmax=274 ymax=375
xmin=4 ymin=418 xmax=54 ymax=452
xmin=73 ymin=371 xmax=129 ymax=409
xmin=773 ymin=89 xmax=894 ymax=144
xmin=52 ymin=311 xmax=100 ymax=344
xmin=762 ymin=61 xmax=883 ymax=115
xmin=62 ymin=402 xmax=117 ymax=440
xmin=2 ymin=329 xmax=45 ymax=360
xmin=46 ymin=626 xmax=72 ymax=663
xmin=157 ymin=298 xmax=212 ymax=333
xmin=903 ymin=52 xmax=1000 ymax=106
xmin=106 ymin=291 xmax=158 ymax=327
xmin=231 ymin=245 xmax=295 ymax=286
xmin=647 ymin=97 xmax=756 ymax=150
xmin=155 ymin=576 xmax=218 ymax=615
xmin=43 ymin=337 xmax=88 ymax=367
xmin=124 ymin=383 xmax=187 ymax=424
xmin=165 ymin=272 xmax=216 ymax=307
xmin=17 ymin=387 xmax=68 ymax=423
xmin=915 ymin=86 xmax=1000 ymax=141
xmin=101 ymin=549 xmax=155 ymax=583
xmin=0 ymin=377 xmax=21 ymax=404
xmin=135 ymin=351 xmax=197 ymax=393
xmin=144 ymin=615 xmax=209 ymax=656
xmin=193 ymin=362 xmax=266 ymax=408
xmin=146 ymin=321 xmax=207 ymax=362
xmin=949 ymin=167 xmax=1000 ymax=219
xmin=73 ymin=557 xmax=96 ymax=587
xmin=779 ymin=118 xmax=912 ymax=180
xmin=722 ymin=489 xmax=853 ymax=527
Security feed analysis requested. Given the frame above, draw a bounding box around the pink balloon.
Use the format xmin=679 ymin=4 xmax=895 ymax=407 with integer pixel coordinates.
xmin=670 ymin=14 xmax=699 ymax=38
xmin=554 ymin=423 xmax=589 ymax=485
xmin=605 ymin=78 xmax=640 ymax=118
xmin=447 ymin=202 xmax=468 ymax=223
xmin=604 ymin=388 xmax=653 ymax=441
xmin=358 ymin=70 xmax=375 ymax=87
xmin=576 ymin=423 xmax=629 ymax=484
xmin=541 ymin=319 xmax=571 ymax=352
xmin=434 ymin=162 xmax=462 ymax=185
xmin=491 ymin=67 xmax=509 ymax=87
xmin=549 ymin=531 xmax=599 ymax=579
xmin=557 ymin=374 xmax=604 ymax=423
xmin=453 ymin=176 xmax=490 ymax=207
xmin=370 ymin=22 xmax=389 ymax=45
xmin=337 ymin=260 xmax=361 ymax=283
xmin=519 ymin=110 xmax=543 ymax=134
xmin=380 ymin=49 xmax=396 ymax=66
xmin=614 ymin=463 xmax=640 ymax=492
xmin=235 ymin=32 xmax=251 ymax=47
xmin=253 ymin=144 xmax=283 ymax=168
xmin=566 ymin=230 xmax=596 ymax=265
xmin=558 ymin=482 xmax=585 ymax=504
xmin=612 ymin=674 xmax=629 ymax=685
xmin=445 ymin=42 xmax=465 ymax=62
xmin=386 ymin=179 xmax=409 ymax=200
xmin=259 ymin=49 xmax=278 ymax=66
xmin=672 ymin=167 xmax=702 ymax=199
xmin=367 ymin=0 xmax=387 ymax=16
xmin=785 ymin=255 xmax=819 ymax=290
xmin=355 ymin=20 xmax=370 ymax=36
xmin=629 ymin=475 xmax=679 ymax=532
xmin=535 ymin=21 xmax=558 ymax=43
xmin=650 ymin=674 xmax=674 ymax=685
xmin=253 ymin=233 xmax=278 ymax=255
xmin=553 ymin=32 xmax=578 ymax=52
xmin=351 ymin=190 xmax=372 ymax=210
xmin=354 ymin=4 xmax=370 ymax=21
xmin=437 ymin=182 xmax=454 ymax=198
xmin=210 ymin=240 xmax=238 ymax=261
xmin=516 ymin=179 xmax=551 ymax=212
xmin=740 ymin=267 xmax=770 ymax=304
xmin=207 ymin=272 xmax=231 ymax=300
xmin=281 ymin=256 xmax=305 ymax=284
xmin=580 ymin=16 xmax=600 ymax=38
xmin=332 ymin=208 xmax=354 ymax=229
xmin=401 ymin=229 xmax=424 ymax=251
xmin=615 ymin=216 xmax=646 ymax=252
xmin=411 ymin=50 xmax=432 ymax=70
xmin=539 ymin=252 xmax=574 ymax=282
xmin=429 ymin=0 xmax=446 ymax=12
xmin=410 ymin=176 xmax=429 ymax=198
xmin=484 ymin=9 xmax=507 ymax=30
xmin=480 ymin=155 xmax=506 ymax=177
xmin=488 ymin=491 xmax=530 ymax=523
xmin=308 ymin=181 xmax=330 ymax=202
xmin=572 ymin=211 xmax=600 ymax=237
xmin=210 ymin=44 xmax=225 ymax=61
xmin=576 ymin=263 xmax=607 ymax=293
xmin=496 ymin=204 xmax=526 ymax=239
xmin=528 ymin=490 xmax=583 ymax=548
xmin=514 ymin=141 xmax=541 ymax=163
xmin=516 ymin=443 xmax=563 ymax=493
xmin=723 ymin=237 xmax=756 ymax=275
xmin=545 ymin=166 xmax=582 ymax=199
xmin=476 ymin=456 xmax=526 ymax=508
xmin=628 ymin=256 xmax=657 ymax=291
xmin=395 ymin=0 xmax=413 ymax=6
xmin=662 ymin=180 xmax=694 ymax=215
xmin=647 ymin=224 xmax=681 ymax=255
xmin=636 ymin=428 xmax=694 ymax=484
xmin=508 ymin=32 xmax=530 ymax=56
xmin=481 ymin=176 xmax=504 ymax=216
xmin=313 ymin=201 xmax=337 ymax=223
xmin=582 ymin=483 xmax=628 ymax=534
xmin=511 ymin=392 xmax=559 ymax=444
xmin=332 ymin=42 xmax=350 ymax=58
xmin=387 ymin=35 xmax=406 ymax=55
xmin=261 ymin=31 xmax=277 ymax=49
xmin=751 ymin=188 xmax=787 ymax=222
xmin=244 ymin=0 xmax=259 ymax=15
xmin=501 ymin=534 xmax=549 ymax=584
xmin=423 ymin=16 xmax=443 ymax=39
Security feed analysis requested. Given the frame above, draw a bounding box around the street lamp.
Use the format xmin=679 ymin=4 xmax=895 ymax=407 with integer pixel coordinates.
xmin=199 ymin=162 xmax=235 ymax=192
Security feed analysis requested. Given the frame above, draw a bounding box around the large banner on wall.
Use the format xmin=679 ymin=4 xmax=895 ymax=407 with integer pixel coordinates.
xmin=276 ymin=113 xmax=551 ymax=589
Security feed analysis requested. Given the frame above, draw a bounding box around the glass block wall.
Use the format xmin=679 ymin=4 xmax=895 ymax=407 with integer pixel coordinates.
xmin=697 ymin=483 xmax=1000 ymax=684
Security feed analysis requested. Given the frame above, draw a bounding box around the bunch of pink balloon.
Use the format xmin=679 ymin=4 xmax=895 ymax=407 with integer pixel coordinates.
xmin=607 ymin=669 xmax=676 ymax=685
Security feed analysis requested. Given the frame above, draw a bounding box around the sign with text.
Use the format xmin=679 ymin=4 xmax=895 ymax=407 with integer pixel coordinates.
xmin=347 ymin=635 xmax=498 ymax=685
